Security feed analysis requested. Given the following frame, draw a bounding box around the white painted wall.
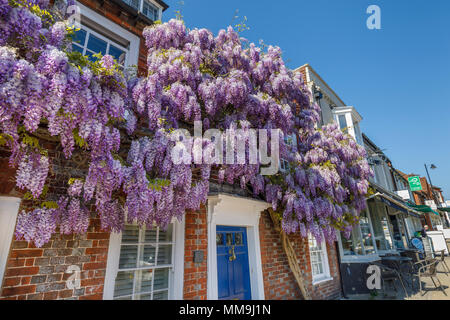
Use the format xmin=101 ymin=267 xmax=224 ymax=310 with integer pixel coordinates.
xmin=0 ymin=197 xmax=21 ymax=285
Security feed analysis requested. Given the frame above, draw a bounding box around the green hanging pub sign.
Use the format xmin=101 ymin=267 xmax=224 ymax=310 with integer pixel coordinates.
xmin=408 ymin=176 xmax=423 ymax=191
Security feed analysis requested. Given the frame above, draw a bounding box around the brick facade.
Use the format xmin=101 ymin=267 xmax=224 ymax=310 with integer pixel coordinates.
xmin=0 ymin=140 xmax=112 ymax=300
xmin=0 ymin=0 xmax=343 ymax=301
xmin=1 ymin=218 xmax=110 ymax=300
xmin=259 ymin=210 xmax=341 ymax=300
xmin=183 ymin=206 xmax=208 ymax=300
xmin=0 ymin=143 xmax=342 ymax=301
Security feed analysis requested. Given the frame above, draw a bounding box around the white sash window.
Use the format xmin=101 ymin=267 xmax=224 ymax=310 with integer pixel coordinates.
xmin=308 ymin=234 xmax=332 ymax=285
xmin=104 ymin=220 xmax=185 ymax=300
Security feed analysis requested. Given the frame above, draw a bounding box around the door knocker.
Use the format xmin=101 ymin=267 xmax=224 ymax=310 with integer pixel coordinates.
xmin=229 ymin=245 xmax=236 ymax=261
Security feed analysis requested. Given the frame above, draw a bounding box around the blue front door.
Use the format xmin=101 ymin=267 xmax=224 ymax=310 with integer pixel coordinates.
xmin=216 ymin=226 xmax=251 ymax=300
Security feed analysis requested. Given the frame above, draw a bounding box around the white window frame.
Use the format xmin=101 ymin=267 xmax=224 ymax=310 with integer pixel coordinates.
xmin=0 ymin=197 xmax=21 ymax=285
xmin=140 ymin=0 xmax=162 ymax=21
xmin=308 ymin=233 xmax=332 ymax=285
xmin=122 ymin=0 xmax=162 ymax=21
xmin=103 ymin=218 xmax=185 ymax=300
xmin=337 ymin=203 xmax=381 ymax=263
xmin=77 ymin=2 xmax=140 ymax=67
xmin=72 ymin=25 xmax=129 ymax=67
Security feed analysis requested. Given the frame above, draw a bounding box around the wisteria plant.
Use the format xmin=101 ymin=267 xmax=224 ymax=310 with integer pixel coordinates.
xmin=0 ymin=0 xmax=372 ymax=247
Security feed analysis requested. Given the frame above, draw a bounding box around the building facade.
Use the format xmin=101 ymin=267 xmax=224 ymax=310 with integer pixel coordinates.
xmin=295 ymin=64 xmax=429 ymax=296
xmin=0 ymin=3 xmax=343 ymax=300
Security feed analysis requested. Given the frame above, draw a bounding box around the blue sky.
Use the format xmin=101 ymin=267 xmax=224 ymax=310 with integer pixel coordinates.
xmin=162 ymin=0 xmax=450 ymax=200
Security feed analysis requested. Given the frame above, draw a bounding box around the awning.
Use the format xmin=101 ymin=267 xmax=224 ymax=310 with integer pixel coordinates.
xmin=407 ymin=203 xmax=440 ymax=216
xmin=368 ymin=192 xmax=422 ymax=218
xmin=438 ymin=207 xmax=450 ymax=213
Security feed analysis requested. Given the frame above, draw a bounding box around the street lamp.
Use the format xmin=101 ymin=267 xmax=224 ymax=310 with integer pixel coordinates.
xmin=424 ymin=163 xmax=439 ymax=204
xmin=424 ymin=163 xmax=446 ymax=227
xmin=313 ymin=86 xmax=324 ymax=126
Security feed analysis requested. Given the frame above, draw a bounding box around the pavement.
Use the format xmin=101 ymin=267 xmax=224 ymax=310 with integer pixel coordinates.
xmin=345 ymin=256 xmax=450 ymax=300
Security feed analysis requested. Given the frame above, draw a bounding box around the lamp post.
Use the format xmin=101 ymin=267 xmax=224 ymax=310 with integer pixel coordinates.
xmin=313 ymin=86 xmax=324 ymax=126
xmin=424 ymin=164 xmax=439 ymax=204
xmin=424 ymin=164 xmax=445 ymax=227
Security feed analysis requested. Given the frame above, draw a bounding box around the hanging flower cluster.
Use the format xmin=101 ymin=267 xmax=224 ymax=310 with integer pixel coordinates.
xmin=1 ymin=0 xmax=372 ymax=247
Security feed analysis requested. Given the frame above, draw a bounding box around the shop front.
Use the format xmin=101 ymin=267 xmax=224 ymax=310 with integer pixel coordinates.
xmin=337 ymin=192 xmax=423 ymax=296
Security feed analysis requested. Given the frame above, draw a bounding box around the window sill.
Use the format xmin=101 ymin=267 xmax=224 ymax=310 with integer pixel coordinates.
xmin=340 ymin=254 xmax=380 ymax=264
xmin=312 ymin=276 xmax=333 ymax=286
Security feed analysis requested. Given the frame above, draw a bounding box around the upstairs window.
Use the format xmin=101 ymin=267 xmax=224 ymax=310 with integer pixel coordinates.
xmin=122 ymin=0 xmax=161 ymax=21
xmin=142 ymin=0 xmax=160 ymax=21
xmin=123 ymin=0 xmax=140 ymax=10
xmin=338 ymin=115 xmax=348 ymax=133
xmin=72 ymin=26 xmax=128 ymax=67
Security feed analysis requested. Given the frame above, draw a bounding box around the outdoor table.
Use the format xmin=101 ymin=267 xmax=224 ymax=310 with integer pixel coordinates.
xmin=381 ymin=256 xmax=414 ymax=290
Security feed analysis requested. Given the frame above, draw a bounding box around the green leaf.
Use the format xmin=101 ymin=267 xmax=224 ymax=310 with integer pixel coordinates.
xmin=41 ymin=201 xmax=59 ymax=209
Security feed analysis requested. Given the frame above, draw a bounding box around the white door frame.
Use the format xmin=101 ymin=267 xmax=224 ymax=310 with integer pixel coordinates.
xmin=0 ymin=196 xmax=21 ymax=286
xmin=207 ymin=194 xmax=270 ymax=300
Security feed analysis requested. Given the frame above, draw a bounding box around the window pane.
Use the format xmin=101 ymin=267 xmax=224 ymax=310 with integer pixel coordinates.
xmin=216 ymin=233 xmax=224 ymax=246
xmin=123 ymin=0 xmax=139 ymax=10
xmin=340 ymin=227 xmax=364 ymax=256
xmin=159 ymin=224 xmax=173 ymax=242
xmin=72 ymin=44 xmax=84 ymax=54
xmin=226 ymin=233 xmax=233 ymax=246
xmin=136 ymin=293 xmax=152 ymax=300
xmin=86 ymin=34 xmax=107 ymax=55
xmin=140 ymin=245 xmax=156 ymax=267
xmin=153 ymin=268 xmax=169 ymax=290
xmin=114 ymin=271 xmax=134 ymax=297
xmin=119 ymin=245 xmax=138 ymax=269
xmin=389 ymin=215 xmax=408 ymax=250
xmin=360 ymin=211 xmax=376 ymax=254
xmin=338 ymin=115 xmax=347 ymax=130
xmin=153 ymin=290 xmax=168 ymax=300
xmin=122 ymin=225 xmax=139 ymax=243
xmin=135 ymin=269 xmax=153 ymax=294
xmin=142 ymin=0 xmax=158 ymax=20
xmin=85 ymin=50 xmax=99 ymax=62
xmin=368 ymin=201 xmax=394 ymax=251
xmin=73 ymin=29 xmax=87 ymax=45
xmin=157 ymin=245 xmax=172 ymax=265
xmin=145 ymin=228 xmax=158 ymax=243
xmin=235 ymin=233 xmax=243 ymax=246
xmin=108 ymin=45 xmax=126 ymax=65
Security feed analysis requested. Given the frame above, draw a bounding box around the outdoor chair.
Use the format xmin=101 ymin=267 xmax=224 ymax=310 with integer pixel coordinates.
xmin=369 ymin=261 xmax=409 ymax=298
xmin=417 ymin=260 xmax=447 ymax=296
xmin=400 ymin=250 xmax=423 ymax=287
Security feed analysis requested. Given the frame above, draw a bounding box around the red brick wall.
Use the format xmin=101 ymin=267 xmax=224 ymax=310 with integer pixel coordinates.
xmin=183 ymin=205 xmax=208 ymax=300
xmin=0 ymin=140 xmax=111 ymax=300
xmin=0 ymin=217 xmax=110 ymax=300
xmin=259 ymin=210 xmax=341 ymax=300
